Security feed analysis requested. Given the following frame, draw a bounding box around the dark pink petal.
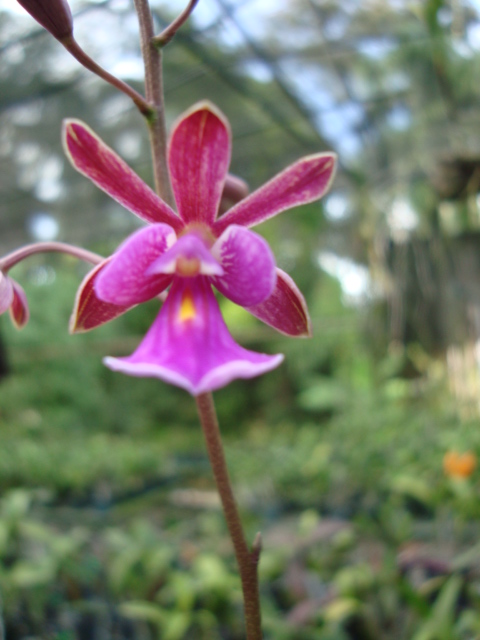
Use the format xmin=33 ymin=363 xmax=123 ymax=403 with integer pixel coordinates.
xmin=17 ymin=0 xmax=73 ymax=40
xmin=10 ymin=280 xmax=29 ymax=329
xmin=0 ymin=273 xmax=14 ymax=315
xmin=147 ymin=232 xmax=223 ymax=277
xmin=63 ymin=120 xmax=183 ymax=232
xmin=70 ymin=260 xmax=132 ymax=333
xmin=104 ymin=276 xmax=283 ymax=395
xmin=210 ymin=225 xmax=276 ymax=307
xmin=168 ymin=102 xmax=231 ymax=226
xmin=95 ymin=225 xmax=175 ymax=306
xmin=246 ymin=268 xmax=312 ymax=337
xmin=214 ymin=153 xmax=337 ymax=235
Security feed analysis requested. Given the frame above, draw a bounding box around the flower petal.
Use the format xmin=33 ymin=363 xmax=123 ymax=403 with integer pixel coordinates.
xmin=210 ymin=225 xmax=276 ymax=307
xmin=63 ymin=119 xmax=183 ymax=231
xmin=70 ymin=260 xmax=132 ymax=333
xmin=246 ymin=268 xmax=312 ymax=337
xmin=168 ymin=102 xmax=231 ymax=226
xmin=147 ymin=232 xmax=223 ymax=277
xmin=0 ymin=273 xmax=14 ymax=315
xmin=95 ymin=225 xmax=175 ymax=306
xmin=104 ymin=276 xmax=283 ymax=395
xmin=214 ymin=153 xmax=337 ymax=235
xmin=10 ymin=280 xmax=29 ymax=329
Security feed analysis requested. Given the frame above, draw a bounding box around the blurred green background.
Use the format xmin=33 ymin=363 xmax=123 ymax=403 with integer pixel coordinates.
xmin=2 ymin=0 xmax=480 ymax=638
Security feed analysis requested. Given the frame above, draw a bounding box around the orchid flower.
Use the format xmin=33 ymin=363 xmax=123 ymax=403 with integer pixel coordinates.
xmin=0 ymin=272 xmax=29 ymax=329
xmin=64 ymin=101 xmax=336 ymax=395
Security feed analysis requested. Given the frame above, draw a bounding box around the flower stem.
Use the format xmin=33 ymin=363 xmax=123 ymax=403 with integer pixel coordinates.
xmin=195 ymin=392 xmax=263 ymax=640
xmin=133 ymin=0 xmax=175 ymax=208
xmin=0 ymin=242 xmax=103 ymax=272
xmin=60 ymin=36 xmax=154 ymax=119
xmin=151 ymin=0 xmax=199 ymax=48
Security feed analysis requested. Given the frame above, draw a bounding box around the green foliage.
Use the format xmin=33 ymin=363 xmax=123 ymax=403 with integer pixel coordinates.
xmin=0 ymin=258 xmax=478 ymax=638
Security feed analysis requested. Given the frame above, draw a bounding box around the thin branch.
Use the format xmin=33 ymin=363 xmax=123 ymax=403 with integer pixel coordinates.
xmin=0 ymin=242 xmax=103 ymax=272
xmin=61 ymin=36 xmax=153 ymax=118
xmin=133 ymin=0 xmax=175 ymax=207
xmin=152 ymin=0 xmax=199 ymax=48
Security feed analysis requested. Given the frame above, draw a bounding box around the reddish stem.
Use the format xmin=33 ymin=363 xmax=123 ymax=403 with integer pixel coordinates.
xmin=196 ymin=392 xmax=263 ymax=640
xmin=133 ymin=0 xmax=175 ymax=207
xmin=152 ymin=0 xmax=200 ymax=48
xmin=61 ymin=36 xmax=154 ymax=119
xmin=0 ymin=242 xmax=103 ymax=272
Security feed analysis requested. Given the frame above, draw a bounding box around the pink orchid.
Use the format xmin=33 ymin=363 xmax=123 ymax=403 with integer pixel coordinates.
xmin=64 ymin=101 xmax=336 ymax=395
xmin=0 ymin=272 xmax=29 ymax=329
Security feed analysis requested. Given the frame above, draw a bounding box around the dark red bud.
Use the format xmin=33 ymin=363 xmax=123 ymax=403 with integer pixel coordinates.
xmin=223 ymin=174 xmax=249 ymax=203
xmin=17 ymin=0 xmax=73 ymax=40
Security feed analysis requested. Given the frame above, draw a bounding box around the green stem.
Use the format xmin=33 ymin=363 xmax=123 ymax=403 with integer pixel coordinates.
xmin=133 ymin=0 xmax=175 ymax=207
xmin=195 ymin=392 xmax=263 ymax=640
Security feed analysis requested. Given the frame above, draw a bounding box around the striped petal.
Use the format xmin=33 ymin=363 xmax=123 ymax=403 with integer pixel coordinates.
xmin=214 ymin=153 xmax=337 ymax=235
xmin=10 ymin=280 xmax=29 ymax=329
xmin=104 ymin=276 xmax=283 ymax=395
xmin=246 ymin=268 xmax=311 ymax=337
xmin=0 ymin=273 xmax=14 ymax=315
xmin=210 ymin=225 xmax=276 ymax=307
xmin=63 ymin=119 xmax=183 ymax=231
xmin=95 ymin=225 xmax=175 ymax=306
xmin=70 ymin=260 xmax=132 ymax=333
xmin=168 ymin=102 xmax=231 ymax=226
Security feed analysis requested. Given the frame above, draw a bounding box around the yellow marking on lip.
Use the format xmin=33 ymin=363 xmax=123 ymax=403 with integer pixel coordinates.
xmin=179 ymin=289 xmax=196 ymax=322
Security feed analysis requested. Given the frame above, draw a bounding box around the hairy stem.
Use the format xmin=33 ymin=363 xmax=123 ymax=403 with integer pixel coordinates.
xmin=196 ymin=392 xmax=263 ymax=640
xmin=133 ymin=0 xmax=175 ymax=207
xmin=61 ymin=36 xmax=153 ymax=118
xmin=0 ymin=242 xmax=103 ymax=272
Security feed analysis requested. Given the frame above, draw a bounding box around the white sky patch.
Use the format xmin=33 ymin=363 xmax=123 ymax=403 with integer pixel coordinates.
xmin=467 ymin=22 xmax=480 ymax=49
xmin=34 ymin=156 xmax=65 ymax=202
xmin=387 ymin=105 xmax=411 ymax=131
xmin=318 ymin=251 xmax=372 ymax=306
xmin=10 ymin=103 xmax=43 ymax=127
xmin=110 ymin=56 xmax=145 ymax=81
xmin=324 ymin=193 xmax=351 ymax=222
xmin=241 ymin=60 xmax=273 ymax=83
xmin=28 ymin=213 xmax=60 ymax=241
xmin=387 ymin=198 xmax=418 ymax=242
xmin=115 ymin=130 xmax=143 ymax=160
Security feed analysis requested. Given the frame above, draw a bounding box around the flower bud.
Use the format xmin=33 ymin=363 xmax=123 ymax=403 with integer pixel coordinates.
xmin=16 ymin=0 xmax=73 ymax=41
xmin=219 ymin=174 xmax=249 ymax=215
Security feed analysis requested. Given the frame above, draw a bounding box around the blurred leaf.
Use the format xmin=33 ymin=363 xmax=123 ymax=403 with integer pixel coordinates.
xmin=413 ymin=575 xmax=463 ymax=640
xmin=298 ymin=377 xmax=349 ymax=412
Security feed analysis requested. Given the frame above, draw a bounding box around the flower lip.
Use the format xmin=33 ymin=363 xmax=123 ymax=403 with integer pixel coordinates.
xmin=146 ymin=232 xmax=224 ymax=278
xmin=103 ymin=276 xmax=283 ymax=395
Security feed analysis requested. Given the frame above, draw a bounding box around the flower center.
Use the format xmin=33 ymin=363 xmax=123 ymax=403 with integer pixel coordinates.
xmin=176 ymin=257 xmax=201 ymax=277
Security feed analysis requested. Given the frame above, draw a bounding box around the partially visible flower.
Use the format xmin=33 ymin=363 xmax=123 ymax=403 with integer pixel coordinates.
xmin=64 ymin=101 xmax=336 ymax=395
xmin=0 ymin=271 xmax=29 ymax=329
xmin=443 ymin=450 xmax=476 ymax=479
xmin=16 ymin=0 xmax=73 ymax=41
